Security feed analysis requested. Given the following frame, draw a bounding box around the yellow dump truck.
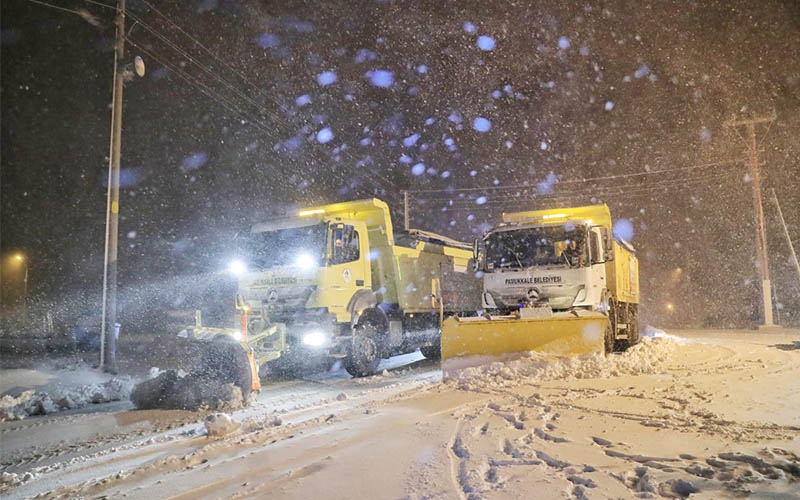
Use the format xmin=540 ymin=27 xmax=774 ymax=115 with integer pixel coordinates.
xmin=441 ymin=204 xmax=639 ymax=368
xmin=184 ymin=198 xmax=481 ymax=393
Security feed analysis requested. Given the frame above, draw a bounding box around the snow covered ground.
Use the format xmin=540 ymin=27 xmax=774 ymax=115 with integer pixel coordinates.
xmin=1 ymin=328 xmax=799 ymax=499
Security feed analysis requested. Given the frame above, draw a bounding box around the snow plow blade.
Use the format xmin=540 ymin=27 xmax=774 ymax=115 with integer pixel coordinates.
xmin=441 ymin=310 xmax=608 ymax=378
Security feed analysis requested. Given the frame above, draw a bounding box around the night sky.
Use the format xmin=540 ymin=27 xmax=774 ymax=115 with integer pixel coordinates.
xmin=2 ymin=0 xmax=799 ymax=329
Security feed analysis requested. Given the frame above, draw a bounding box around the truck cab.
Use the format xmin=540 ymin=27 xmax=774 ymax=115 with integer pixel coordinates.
xmin=479 ymin=219 xmax=610 ymax=313
xmin=475 ymin=204 xmax=639 ymax=351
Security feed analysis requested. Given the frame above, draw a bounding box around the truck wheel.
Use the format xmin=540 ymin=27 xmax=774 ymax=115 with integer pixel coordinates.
xmin=344 ymin=320 xmax=381 ymax=377
xmin=604 ymin=298 xmax=617 ymax=354
xmin=615 ymin=304 xmax=639 ymax=351
xmin=420 ymin=341 xmax=441 ymax=360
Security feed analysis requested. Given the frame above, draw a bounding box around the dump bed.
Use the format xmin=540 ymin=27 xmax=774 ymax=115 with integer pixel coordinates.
xmin=607 ymin=239 xmax=639 ymax=304
xmin=391 ymin=240 xmax=481 ymax=313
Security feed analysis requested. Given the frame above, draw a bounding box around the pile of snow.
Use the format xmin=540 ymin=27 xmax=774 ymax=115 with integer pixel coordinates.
xmin=204 ymin=413 xmax=240 ymax=437
xmin=131 ymin=370 xmax=244 ymax=411
xmin=0 ymin=377 xmax=134 ymax=421
xmin=452 ymin=337 xmax=677 ymax=391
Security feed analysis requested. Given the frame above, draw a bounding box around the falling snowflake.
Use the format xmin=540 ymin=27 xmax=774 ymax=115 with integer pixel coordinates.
xmin=476 ymin=35 xmax=496 ymax=51
xmin=366 ymin=69 xmax=394 ymax=88
xmin=316 ymin=71 xmax=337 ymax=86
xmin=316 ymin=127 xmax=334 ymax=143
xmin=472 ymin=117 xmax=491 ymax=132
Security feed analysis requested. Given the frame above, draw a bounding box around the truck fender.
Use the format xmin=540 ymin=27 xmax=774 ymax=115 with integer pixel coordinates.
xmin=347 ymin=289 xmax=379 ymax=326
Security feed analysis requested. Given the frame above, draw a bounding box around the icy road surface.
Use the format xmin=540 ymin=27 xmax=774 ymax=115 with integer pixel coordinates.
xmin=2 ymin=330 xmax=800 ymax=499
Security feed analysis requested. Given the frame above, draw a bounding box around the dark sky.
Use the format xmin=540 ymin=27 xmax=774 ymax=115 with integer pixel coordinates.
xmin=2 ymin=0 xmax=799 ymax=328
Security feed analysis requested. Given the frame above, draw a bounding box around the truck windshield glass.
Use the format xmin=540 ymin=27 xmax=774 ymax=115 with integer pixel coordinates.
xmin=247 ymin=223 xmax=327 ymax=269
xmin=485 ymin=225 xmax=586 ymax=269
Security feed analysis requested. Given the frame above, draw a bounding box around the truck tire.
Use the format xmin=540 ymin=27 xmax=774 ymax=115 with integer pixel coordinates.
xmin=420 ymin=340 xmax=441 ymax=360
xmin=604 ymin=297 xmax=617 ymax=354
xmin=603 ymin=318 xmax=615 ymax=354
xmin=344 ymin=319 xmax=382 ymax=377
xmin=615 ymin=304 xmax=639 ymax=351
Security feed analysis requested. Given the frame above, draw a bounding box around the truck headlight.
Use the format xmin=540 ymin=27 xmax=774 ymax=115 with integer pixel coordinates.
xmin=302 ymin=330 xmax=327 ymax=347
xmin=295 ymin=253 xmax=317 ymax=269
xmin=229 ymin=259 xmax=246 ymax=276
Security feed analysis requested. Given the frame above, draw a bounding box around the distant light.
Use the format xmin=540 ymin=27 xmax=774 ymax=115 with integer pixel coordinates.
xmin=558 ymin=36 xmax=570 ymax=50
xmin=666 ymin=303 xmax=674 ymax=311
xmin=476 ymin=196 xmax=487 ymax=205
xmin=462 ymin=21 xmax=476 ymax=34
xmin=295 ymin=94 xmax=311 ymax=107
xmin=476 ymin=35 xmax=496 ymax=51
xmin=14 ymin=254 xmax=24 ymax=262
xmin=411 ymin=163 xmax=425 ymax=176
xmin=604 ymin=101 xmax=615 ymax=111
xmin=295 ymin=253 xmax=317 ymax=269
xmin=229 ymin=259 xmax=246 ymax=276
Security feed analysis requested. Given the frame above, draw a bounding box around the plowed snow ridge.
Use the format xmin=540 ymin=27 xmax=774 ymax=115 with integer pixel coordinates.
xmin=454 ymin=337 xmax=677 ymax=390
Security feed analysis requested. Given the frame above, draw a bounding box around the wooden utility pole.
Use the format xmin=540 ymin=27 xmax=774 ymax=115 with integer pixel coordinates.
xmin=403 ymin=190 xmax=410 ymax=231
xmin=723 ymin=112 xmax=777 ymax=328
xmin=100 ymin=0 xmax=126 ymax=373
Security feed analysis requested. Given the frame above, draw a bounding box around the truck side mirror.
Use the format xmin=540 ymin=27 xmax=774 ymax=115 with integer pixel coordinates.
xmin=601 ymin=227 xmax=613 ymax=261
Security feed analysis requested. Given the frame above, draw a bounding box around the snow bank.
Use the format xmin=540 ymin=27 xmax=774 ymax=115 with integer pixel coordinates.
xmin=0 ymin=377 xmax=134 ymax=421
xmin=452 ymin=337 xmax=677 ymax=391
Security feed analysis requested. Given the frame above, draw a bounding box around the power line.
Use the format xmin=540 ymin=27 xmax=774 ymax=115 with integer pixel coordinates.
xmin=21 ymin=0 xmax=103 ymax=18
xmin=428 ymin=169 xmax=741 ymax=206
xmin=426 ymin=171 xmax=744 ymax=210
xmin=426 ymin=187 xmax=748 ymax=213
xmin=126 ymin=37 xmax=398 ymax=199
xmin=124 ymin=11 xmax=401 ymax=198
xmin=407 ymin=159 xmax=743 ymax=195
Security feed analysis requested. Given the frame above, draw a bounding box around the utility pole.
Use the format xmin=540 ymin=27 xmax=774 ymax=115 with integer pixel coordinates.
xmin=100 ymin=0 xmax=126 ymax=373
xmin=772 ymin=189 xmax=800 ymax=283
xmin=723 ymin=112 xmax=777 ymax=328
xmin=403 ymin=190 xmax=410 ymax=231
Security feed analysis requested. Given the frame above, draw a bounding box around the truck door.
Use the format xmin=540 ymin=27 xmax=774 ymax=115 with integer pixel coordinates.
xmin=586 ymin=226 xmax=607 ymax=306
xmin=328 ymin=221 xmax=371 ymax=296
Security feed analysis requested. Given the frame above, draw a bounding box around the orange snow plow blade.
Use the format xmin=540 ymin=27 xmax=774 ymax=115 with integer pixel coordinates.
xmin=441 ymin=310 xmax=608 ymax=378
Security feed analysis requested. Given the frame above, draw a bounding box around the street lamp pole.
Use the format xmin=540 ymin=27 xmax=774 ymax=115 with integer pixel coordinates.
xmin=100 ymin=0 xmax=125 ymax=374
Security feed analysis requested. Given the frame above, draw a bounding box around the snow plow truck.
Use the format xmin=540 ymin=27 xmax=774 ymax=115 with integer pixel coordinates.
xmin=441 ymin=204 xmax=639 ymax=373
xmin=179 ymin=198 xmax=481 ymax=398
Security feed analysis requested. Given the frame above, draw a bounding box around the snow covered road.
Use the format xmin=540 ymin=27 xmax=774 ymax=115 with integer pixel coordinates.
xmin=2 ymin=329 xmax=800 ymax=499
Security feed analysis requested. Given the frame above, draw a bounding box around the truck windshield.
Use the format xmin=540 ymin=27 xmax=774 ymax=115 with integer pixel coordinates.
xmin=485 ymin=225 xmax=586 ymax=269
xmin=246 ymin=223 xmax=327 ymax=269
